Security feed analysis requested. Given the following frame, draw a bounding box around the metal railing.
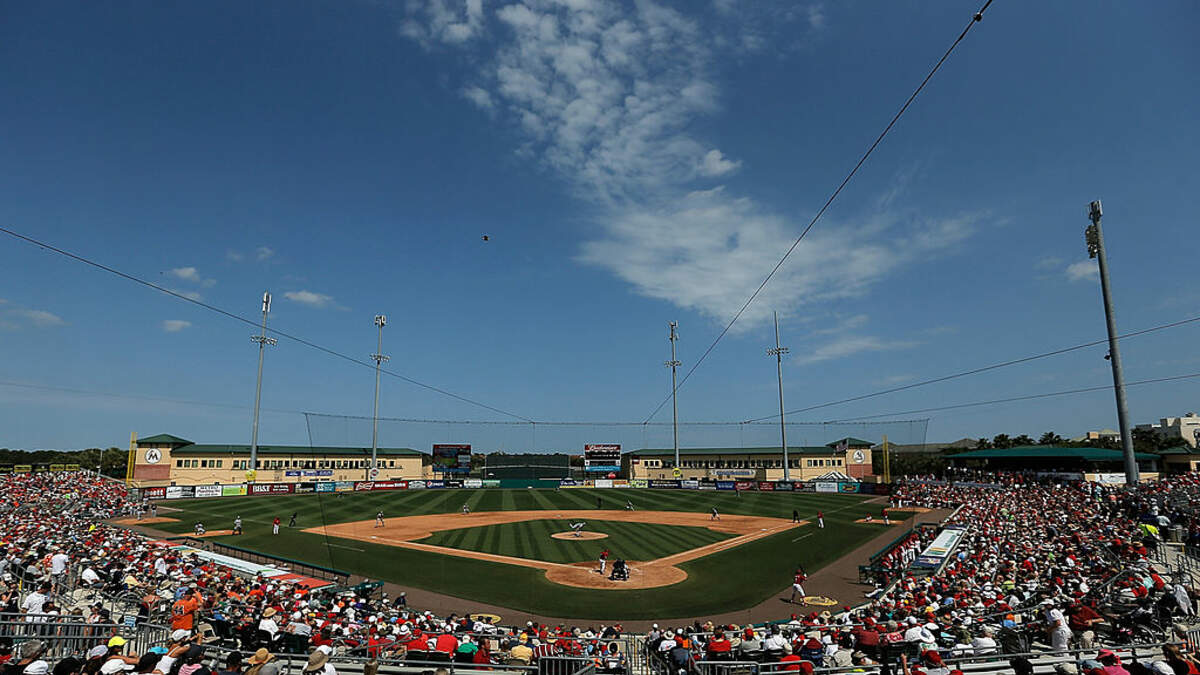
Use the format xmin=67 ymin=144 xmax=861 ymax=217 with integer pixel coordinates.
xmin=0 ymin=617 xmax=171 ymax=661
xmin=166 ymin=536 xmax=350 ymax=585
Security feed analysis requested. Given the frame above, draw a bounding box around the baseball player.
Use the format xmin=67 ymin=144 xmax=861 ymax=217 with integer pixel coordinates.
xmin=288 ymin=512 xmax=297 ymax=527
xmin=272 ymin=516 xmax=281 ymax=535
xmin=375 ymin=510 xmax=385 ymax=528
xmin=598 ymin=548 xmax=610 ymax=574
xmin=789 ymin=567 xmax=807 ymax=604
xmin=570 ymin=521 xmax=587 ymax=537
xmin=792 ymin=509 xmax=800 ymax=524
xmin=710 ymin=507 xmax=720 ymax=521
xmin=194 ymin=521 xmax=206 ymax=536
xmin=462 ymin=503 xmax=470 ymax=515
xmin=817 ymin=511 xmax=824 ymax=529
xmin=233 ymin=516 xmax=243 ymax=535
xmin=882 ymin=508 xmax=890 ymax=525
xmin=625 ymin=500 xmax=634 ymax=511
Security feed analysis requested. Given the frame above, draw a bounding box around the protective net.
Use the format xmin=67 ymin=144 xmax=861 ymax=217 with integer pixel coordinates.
xmin=303 ymin=412 xmax=929 ymax=458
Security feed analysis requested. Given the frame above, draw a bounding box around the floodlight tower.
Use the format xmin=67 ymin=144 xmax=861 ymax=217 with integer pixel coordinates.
xmin=767 ymin=311 xmax=791 ymax=480
xmin=248 ymin=291 xmax=277 ymax=481
xmin=369 ymin=314 xmax=390 ymax=480
xmin=1085 ymin=200 xmax=1138 ymax=485
xmin=665 ymin=321 xmax=682 ymax=471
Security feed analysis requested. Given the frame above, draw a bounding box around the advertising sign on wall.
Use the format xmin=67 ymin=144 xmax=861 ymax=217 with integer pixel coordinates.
xmin=333 ymin=481 xmax=355 ymax=492
xmin=735 ymin=481 xmax=756 ymax=491
xmin=715 ymin=469 xmax=756 ymax=477
xmin=680 ymin=479 xmax=700 ymax=489
xmin=294 ymin=483 xmax=315 ymax=494
xmin=715 ymin=481 xmax=737 ymax=490
xmin=482 ymin=479 xmax=500 ymax=488
xmin=194 ymin=485 xmax=222 ymax=498
xmin=463 ymin=478 xmax=482 ymax=488
xmin=814 ymin=481 xmax=838 ymax=493
xmin=594 ymin=479 xmax=613 ymax=488
xmin=409 ymin=480 xmax=427 ymax=489
xmin=758 ymin=481 xmax=776 ymax=491
xmin=796 ymin=482 xmax=816 ymax=492
xmin=774 ymin=481 xmax=794 ymax=491
xmin=426 ymin=480 xmax=446 ymax=489
xmin=143 ymin=487 xmax=167 ymax=499
xmin=649 ymin=479 xmax=680 ymax=489
xmin=630 ymin=479 xmax=648 ymax=488
xmin=315 ymin=482 xmax=336 ymax=493
xmin=166 ymin=486 xmax=195 ymax=499
xmin=251 ymin=483 xmax=293 ymax=495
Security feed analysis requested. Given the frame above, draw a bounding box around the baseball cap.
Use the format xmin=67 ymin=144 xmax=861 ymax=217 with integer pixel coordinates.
xmin=24 ymin=661 xmax=50 ymax=675
xmin=171 ymin=629 xmax=192 ymax=642
xmin=106 ymin=637 xmax=127 ymax=648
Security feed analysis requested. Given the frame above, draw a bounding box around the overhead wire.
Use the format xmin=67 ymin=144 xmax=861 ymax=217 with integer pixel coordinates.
xmin=826 ymin=371 xmax=1200 ymax=422
xmin=642 ymin=0 xmax=996 ymax=423
xmin=742 ymin=313 xmax=1200 ymax=423
xmin=0 ymin=226 xmax=535 ymax=422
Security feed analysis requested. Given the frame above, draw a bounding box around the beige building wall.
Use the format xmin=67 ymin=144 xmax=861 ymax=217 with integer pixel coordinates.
xmin=628 ymin=446 xmax=873 ymax=482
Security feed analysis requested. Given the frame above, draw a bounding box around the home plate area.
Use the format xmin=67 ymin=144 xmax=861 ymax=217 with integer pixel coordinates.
xmin=307 ymin=510 xmax=802 ymax=591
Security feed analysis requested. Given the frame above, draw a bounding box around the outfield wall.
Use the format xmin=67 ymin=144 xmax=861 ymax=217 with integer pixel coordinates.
xmin=133 ymin=477 xmax=889 ymax=500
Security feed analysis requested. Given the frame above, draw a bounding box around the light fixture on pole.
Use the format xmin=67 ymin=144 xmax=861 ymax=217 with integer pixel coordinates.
xmin=766 ymin=311 xmax=791 ymax=480
xmin=1085 ymin=200 xmax=1138 ymax=485
xmin=369 ymin=314 xmax=390 ymax=480
xmin=665 ymin=321 xmax=681 ymax=472
xmin=248 ymin=291 xmax=276 ymax=483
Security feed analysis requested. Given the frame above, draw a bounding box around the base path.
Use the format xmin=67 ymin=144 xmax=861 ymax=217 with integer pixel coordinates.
xmin=306 ymin=510 xmax=800 ymax=590
xmin=111 ymin=516 xmax=179 ymax=525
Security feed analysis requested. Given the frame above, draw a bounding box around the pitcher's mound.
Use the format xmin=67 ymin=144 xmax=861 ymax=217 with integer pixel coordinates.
xmin=551 ymin=531 xmax=609 ymax=540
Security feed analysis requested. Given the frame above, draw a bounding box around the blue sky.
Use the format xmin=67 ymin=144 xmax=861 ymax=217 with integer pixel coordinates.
xmin=1 ymin=1 xmax=1198 ymax=451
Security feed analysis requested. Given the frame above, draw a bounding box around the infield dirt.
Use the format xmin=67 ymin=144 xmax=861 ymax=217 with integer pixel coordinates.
xmin=306 ymin=510 xmax=801 ymax=590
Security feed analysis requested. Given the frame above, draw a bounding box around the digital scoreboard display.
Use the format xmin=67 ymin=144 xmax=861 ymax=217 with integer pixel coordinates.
xmin=432 ymin=444 xmax=472 ymax=473
xmin=584 ymin=444 xmax=621 ymax=472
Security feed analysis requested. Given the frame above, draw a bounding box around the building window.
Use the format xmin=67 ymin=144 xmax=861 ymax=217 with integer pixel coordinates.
xmin=176 ymin=460 xmax=184 ymax=467
xmin=216 ymin=460 xmax=222 ymax=468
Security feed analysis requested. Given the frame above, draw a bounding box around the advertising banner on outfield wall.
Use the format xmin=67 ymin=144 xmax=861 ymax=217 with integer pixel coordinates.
xmin=426 ymin=480 xmax=446 ymax=489
xmin=594 ymin=479 xmax=613 ymax=488
xmin=444 ymin=480 xmax=463 ymax=488
xmin=334 ymin=482 xmax=355 ymax=492
xmin=294 ymin=483 xmax=315 ymax=493
xmin=796 ymin=482 xmax=816 ymax=492
xmin=612 ymin=480 xmax=630 ymax=488
xmin=194 ymin=485 xmax=222 ymax=498
xmin=698 ymin=482 xmax=716 ymax=490
xmin=839 ymin=482 xmax=859 ymax=493
xmin=649 ymin=479 xmax=680 ymax=489
xmin=735 ymin=481 xmax=756 ymax=491
xmin=715 ymin=469 xmax=756 ymax=477
xmin=716 ymin=481 xmax=737 ymax=490
xmin=558 ymin=479 xmax=580 ymax=488
xmin=758 ymin=481 xmax=775 ymax=491
xmin=251 ymin=483 xmax=293 ymax=495
xmin=166 ymin=486 xmax=194 ymax=499
xmin=814 ymin=481 xmax=838 ymax=493
xmin=630 ymin=479 xmax=648 ymax=488
xmin=482 ymin=479 xmax=500 ymax=488
xmin=409 ymin=480 xmax=427 ymax=489
xmin=144 ymin=487 xmax=167 ymax=499
xmin=222 ymin=485 xmax=247 ymax=496
xmin=315 ymin=482 xmax=336 ymax=493
xmin=774 ymin=481 xmax=794 ymax=491
xmin=463 ymin=478 xmax=482 ymax=488
xmin=681 ymin=479 xmax=700 ymax=489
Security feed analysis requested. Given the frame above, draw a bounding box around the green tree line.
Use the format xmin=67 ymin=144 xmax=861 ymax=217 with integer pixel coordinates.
xmin=0 ymin=447 xmax=129 ymax=477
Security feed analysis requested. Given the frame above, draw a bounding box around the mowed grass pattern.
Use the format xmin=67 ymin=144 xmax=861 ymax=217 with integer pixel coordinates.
xmin=151 ymin=489 xmax=905 ymax=619
xmin=417 ymin=519 xmax=731 ymax=564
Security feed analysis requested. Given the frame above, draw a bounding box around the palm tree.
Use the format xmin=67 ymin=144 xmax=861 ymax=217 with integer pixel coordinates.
xmin=992 ymin=434 xmax=1013 ymax=449
xmin=1038 ymin=432 xmax=1064 ymax=445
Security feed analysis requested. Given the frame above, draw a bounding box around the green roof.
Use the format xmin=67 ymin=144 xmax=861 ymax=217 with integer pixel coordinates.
xmin=171 ymin=444 xmax=424 ymax=457
xmin=1155 ymin=446 xmax=1198 ymax=456
xmin=948 ymin=446 xmax=1157 ymax=461
xmin=827 ymin=437 xmax=874 ymax=448
xmin=627 ymin=446 xmax=860 ymax=457
xmin=137 ymin=434 xmax=194 ymax=446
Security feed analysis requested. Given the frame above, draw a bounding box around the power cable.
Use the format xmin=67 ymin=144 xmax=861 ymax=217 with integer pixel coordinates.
xmin=643 ymin=0 xmax=995 ymax=423
xmin=0 ymin=226 xmax=534 ymax=422
xmin=827 ymin=371 xmax=1200 ymax=422
xmin=743 ymin=313 xmax=1200 ymax=422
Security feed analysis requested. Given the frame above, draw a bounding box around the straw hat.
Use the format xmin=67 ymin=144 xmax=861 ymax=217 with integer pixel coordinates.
xmin=247 ymin=649 xmax=274 ymax=665
xmin=304 ymin=651 xmax=329 ymax=672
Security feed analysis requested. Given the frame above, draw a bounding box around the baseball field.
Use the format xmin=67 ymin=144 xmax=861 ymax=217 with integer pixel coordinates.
xmin=139 ymin=488 xmax=906 ymax=620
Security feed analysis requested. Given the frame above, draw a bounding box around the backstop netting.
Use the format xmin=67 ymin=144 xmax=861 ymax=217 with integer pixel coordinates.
xmin=303 ymin=413 xmax=929 ymax=467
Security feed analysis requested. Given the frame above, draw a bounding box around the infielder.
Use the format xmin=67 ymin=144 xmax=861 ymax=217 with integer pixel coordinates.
xmin=375 ymin=510 xmax=385 ymax=528
xmin=710 ymin=507 xmax=720 ymax=521
xmin=789 ymin=567 xmax=807 ymax=604
xmin=462 ymin=503 xmax=470 ymax=515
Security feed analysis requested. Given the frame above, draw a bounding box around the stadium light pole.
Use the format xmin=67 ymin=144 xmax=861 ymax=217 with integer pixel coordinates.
xmin=1085 ymin=200 xmax=1138 ymax=485
xmin=249 ymin=291 xmax=277 ymax=482
xmin=767 ymin=311 xmax=791 ymax=481
xmin=665 ymin=321 xmax=681 ymax=471
xmin=369 ymin=315 xmax=390 ymax=480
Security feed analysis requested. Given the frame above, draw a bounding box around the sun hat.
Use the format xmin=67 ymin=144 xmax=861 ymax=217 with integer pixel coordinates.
xmin=171 ymin=629 xmax=191 ymax=642
xmin=304 ymin=651 xmax=328 ymax=671
xmin=24 ymin=661 xmax=50 ymax=675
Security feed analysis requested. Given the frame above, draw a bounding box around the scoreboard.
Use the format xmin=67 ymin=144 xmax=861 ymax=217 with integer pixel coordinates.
xmin=432 ymin=444 xmax=472 ymax=473
xmin=584 ymin=444 xmax=621 ymax=472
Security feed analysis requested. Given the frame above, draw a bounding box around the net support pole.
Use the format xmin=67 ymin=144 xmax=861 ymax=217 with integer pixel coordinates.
xmin=768 ymin=311 xmax=791 ymax=480
xmin=369 ymin=315 xmax=389 ymax=480
xmin=249 ymin=291 xmax=276 ymax=482
xmin=665 ymin=322 xmax=682 ymax=470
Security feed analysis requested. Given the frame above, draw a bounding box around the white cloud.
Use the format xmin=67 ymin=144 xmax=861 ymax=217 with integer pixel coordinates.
xmin=284 ymin=290 xmax=335 ymax=308
xmin=162 ymin=320 xmax=192 ymax=333
xmin=813 ymin=314 xmax=870 ymax=335
xmin=1066 ymin=260 xmax=1099 ymax=283
xmin=792 ymin=335 xmax=918 ymax=366
xmin=10 ymin=309 xmax=65 ymax=328
xmin=399 ymin=0 xmax=975 ymax=330
xmin=225 ymin=250 xmax=244 ymax=262
xmin=463 ymin=86 xmax=495 ymax=110
xmin=807 ymin=4 xmax=826 ymax=30
xmin=1035 ymin=256 xmax=1063 ymax=271
xmin=256 ymin=246 xmax=275 ymax=261
xmin=698 ymin=149 xmax=741 ymax=177
xmin=169 ymin=288 xmax=204 ymax=302
xmin=167 ymin=266 xmax=216 ymax=287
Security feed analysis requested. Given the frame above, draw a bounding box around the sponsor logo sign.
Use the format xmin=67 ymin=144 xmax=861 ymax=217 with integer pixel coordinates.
xmin=221 ymin=485 xmax=247 ymax=497
xmin=194 ymin=485 xmax=222 ymax=498
xmin=715 ymin=469 xmax=756 ymax=477
xmin=734 ymin=481 xmax=757 ymax=491
xmin=409 ymin=480 xmax=427 ymax=489
xmin=463 ymin=478 xmax=482 ymax=488
xmin=757 ymin=481 xmax=775 ymax=491
xmin=649 ymin=479 xmax=680 ymax=489
xmin=680 ymin=479 xmax=700 ymax=489
xmin=294 ymin=483 xmax=315 ymax=494
xmin=715 ymin=481 xmax=737 ymax=490
xmin=444 ymin=480 xmax=464 ymax=488
xmin=584 ymin=444 xmax=622 ymax=472
xmin=594 ymin=479 xmax=613 ymax=488
xmin=698 ymin=482 xmax=716 ymax=490
xmin=251 ymin=483 xmax=293 ymax=495
xmin=814 ymin=481 xmax=838 ymax=493
xmin=481 ymin=479 xmax=500 ymax=488
xmin=314 ymin=482 xmax=336 ymax=492
xmin=630 ymin=479 xmax=648 ymax=488
xmin=612 ymin=479 xmax=630 ymax=488
xmin=840 ymin=482 xmax=860 ymax=493
xmin=796 ymin=482 xmax=816 ymax=492
xmin=143 ymin=487 xmax=167 ymax=499
xmin=166 ymin=485 xmax=195 ymax=499
xmin=774 ymin=481 xmax=794 ymax=491
xmin=426 ymin=480 xmax=446 ymax=489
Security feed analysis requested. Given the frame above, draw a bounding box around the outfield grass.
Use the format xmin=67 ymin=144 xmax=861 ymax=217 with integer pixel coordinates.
xmin=151 ymin=489 xmax=904 ymax=620
xmin=417 ymin=519 xmax=731 ymax=564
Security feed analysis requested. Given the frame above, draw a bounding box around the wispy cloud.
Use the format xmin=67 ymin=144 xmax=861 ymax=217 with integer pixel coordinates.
xmin=168 ymin=288 xmax=204 ymax=302
xmin=875 ymin=373 xmax=914 ymax=387
xmin=167 ymin=266 xmax=216 ymax=287
xmin=283 ymin=290 xmax=336 ymax=308
xmin=398 ymin=0 xmax=978 ymax=330
xmin=6 ymin=309 xmax=66 ymax=328
xmin=225 ymin=250 xmax=244 ymax=262
xmin=792 ymin=335 xmax=918 ymax=366
xmin=813 ymin=313 xmax=870 ymax=336
xmin=255 ymin=246 xmax=275 ymax=262
xmin=162 ymin=320 xmax=192 ymax=333
xmin=1066 ymin=260 xmax=1099 ymax=283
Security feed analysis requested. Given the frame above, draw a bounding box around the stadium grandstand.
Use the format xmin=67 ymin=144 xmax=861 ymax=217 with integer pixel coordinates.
xmin=2 ymin=469 xmax=1199 ymax=675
